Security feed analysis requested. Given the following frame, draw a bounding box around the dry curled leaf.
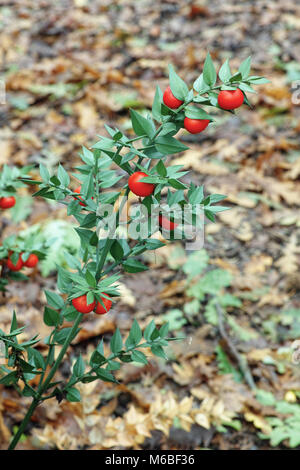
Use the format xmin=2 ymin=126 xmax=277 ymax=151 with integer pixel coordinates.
xmin=275 ymin=233 xmax=300 ymax=275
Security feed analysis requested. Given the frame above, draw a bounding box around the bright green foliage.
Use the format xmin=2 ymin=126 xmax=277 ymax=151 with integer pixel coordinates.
xmin=0 ymin=165 xmax=32 ymax=197
xmin=256 ymin=390 xmax=300 ymax=448
xmin=180 ymin=249 xmax=241 ymax=326
xmin=215 ymin=345 xmax=243 ymax=383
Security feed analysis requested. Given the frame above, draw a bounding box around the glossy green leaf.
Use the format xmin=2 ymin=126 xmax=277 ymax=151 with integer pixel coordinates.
xmin=218 ymin=59 xmax=232 ymax=83
xmin=185 ymin=107 xmax=212 ymax=120
xmin=168 ymin=64 xmax=189 ymax=100
xmin=73 ymin=355 xmax=85 ymax=377
xmin=155 ymin=135 xmax=189 ymax=155
xmin=43 ymin=306 xmax=60 ymax=327
xmin=45 ymin=290 xmax=65 ymax=309
xmin=66 ymin=387 xmax=81 ymax=402
xmin=203 ymin=52 xmax=217 ymax=86
xmin=130 ymin=109 xmax=155 ymax=138
xmin=110 ymin=328 xmax=123 ymax=354
xmin=123 ymin=258 xmax=148 ymax=273
xmin=132 ymin=350 xmax=148 ymax=364
xmin=238 ymin=56 xmax=251 ymax=79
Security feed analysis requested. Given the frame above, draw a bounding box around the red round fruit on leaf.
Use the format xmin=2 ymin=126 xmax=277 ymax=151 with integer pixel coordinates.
xmin=163 ymin=86 xmax=184 ymax=109
xmin=159 ymin=215 xmax=178 ymax=231
xmin=6 ymin=254 xmax=23 ymax=272
xmin=217 ymin=88 xmax=244 ymax=110
xmin=24 ymin=254 xmax=39 ymax=268
xmin=95 ymin=295 xmax=112 ymax=315
xmin=0 ymin=196 xmax=16 ymax=209
xmin=184 ymin=118 xmax=210 ymax=134
xmin=73 ymin=186 xmax=86 ymax=206
xmin=72 ymin=294 xmax=96 ymax=314
xmin=128 ymin=172 xmax=155 ymax=197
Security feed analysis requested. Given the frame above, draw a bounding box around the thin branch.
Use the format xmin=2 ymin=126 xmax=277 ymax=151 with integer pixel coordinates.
xmin=216 ymin=302 xmax=256 ymax=390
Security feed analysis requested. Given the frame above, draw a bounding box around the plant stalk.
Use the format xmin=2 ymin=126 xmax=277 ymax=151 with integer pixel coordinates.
xmin=38 ymin=313 xmax=82 ymax=394
xmin=8 ymin=397 xmax=40 ymax=450
xmin=8 ymin=313 xmax=82 ymax=450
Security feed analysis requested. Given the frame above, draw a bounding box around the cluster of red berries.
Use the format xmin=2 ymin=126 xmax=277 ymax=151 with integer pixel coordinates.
xmin=73 ymin=87 xmax=244 ymax=259
xmin=72 ymin=294 xmax=112 ymax=315
xmin=127 ymin=86 xmax=244 ymax=205
xmin=163 ymin=86 xmax=244 ymax=134
xmin=0 ymin=196 xmax=16 ymax=210
xmin=6 ymin=253 xmax=39 ymax=271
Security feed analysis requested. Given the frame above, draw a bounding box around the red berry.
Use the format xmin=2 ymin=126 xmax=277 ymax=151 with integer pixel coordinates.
xmin=0 ymin=196 xmax=16 ymax=209
xmin=6 ymin=254 xmax=23 ymax=271
xmin=73 ymin=186 xmax=86 ymax=206
xmin=73 ymin=186 xmax=94 ymax=206
xmin=163 ymin=86 xmax=184 ymax=109
xmin=72 ymin=294 xmax=96 ymax=314
xmin=159 ymin=215 xmax=178 ymax=231
xmin=128 ymin=172 xmax=155 ymax=197
xmin=24 ymin=254 xmax=39 ymax=268
xmin=217 ymin=89 xmax=244 ymax=110
xmin=95 ymin=295 xmax=112 ymax=315
xmin=184 ymin=118 xmax=210 ymax=134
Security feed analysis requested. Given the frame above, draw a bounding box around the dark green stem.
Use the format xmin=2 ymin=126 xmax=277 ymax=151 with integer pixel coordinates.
xmin=8 ymin=398 xmax=40 ymax=450
xmin=95 ymin=187 xmax=130 ymax=282
xmin=8 ymin=313 xmax=82 ymax=450
xmin=39 ymin=313 xmax=82 ymax=394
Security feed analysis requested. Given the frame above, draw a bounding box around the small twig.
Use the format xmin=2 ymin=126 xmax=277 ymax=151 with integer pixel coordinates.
xmin=216 ymin=302 xmax=256 ymax=390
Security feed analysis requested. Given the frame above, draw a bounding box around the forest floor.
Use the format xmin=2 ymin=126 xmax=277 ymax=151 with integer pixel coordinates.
xmin=0 ymin=0 xmax=300 ymax=450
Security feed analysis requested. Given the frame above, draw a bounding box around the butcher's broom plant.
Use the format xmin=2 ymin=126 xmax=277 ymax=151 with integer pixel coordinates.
xmin=0 ymin=54 xmax=269 ymax=449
